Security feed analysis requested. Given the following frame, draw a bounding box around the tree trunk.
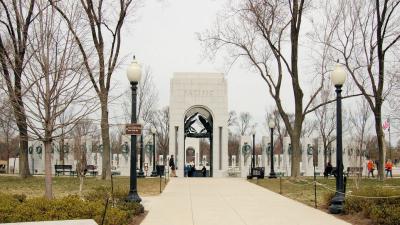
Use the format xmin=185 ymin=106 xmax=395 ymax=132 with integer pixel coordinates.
xmin=375 ymin=0 xmax=385 ymax=181
xmin=290 ymin=132 xmax=301 ymax=177
xmin=6 ymin=141 xmax=10 ymax=174
xmin=100 ymin=98 xmax=111 ymax=180
xmin=44 ymin=140 xmax=53 ymax=199
xmin=374 ymin=109 xmax=385 ymax=181
xmin=79 ymin=176 xmax=84 ymax=196
xmin=15 ymin=109 xmax=30 ymax=178
xmin=59 ymin=136 xmax=65 ymax=165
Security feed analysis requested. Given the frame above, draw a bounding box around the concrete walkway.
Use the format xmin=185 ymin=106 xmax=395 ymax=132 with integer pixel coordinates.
xmin=141 ymin=178 xmax=350 ymax=225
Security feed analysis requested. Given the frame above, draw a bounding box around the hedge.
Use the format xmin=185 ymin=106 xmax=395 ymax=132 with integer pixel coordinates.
xmin=0 ymin=187 xmax=143 ymax=225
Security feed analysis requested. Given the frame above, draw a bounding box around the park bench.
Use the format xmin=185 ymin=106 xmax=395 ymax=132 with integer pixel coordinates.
xmin=346 ymin=167 xmax=363 ymax=176
xmin=275 ymin=171 xmax=285 ymax=177
xmin=0 ymin=164 xmax=6 ymax=173
xmin=55 ymin=164 xmax=75 ymax=176
xmin=85 ymin=165 xmax=98 ymax=176
xmin=227 ymin=166 xmax=240 ymax=177
xmin=247 ymin=167 xmax=265 ymax=179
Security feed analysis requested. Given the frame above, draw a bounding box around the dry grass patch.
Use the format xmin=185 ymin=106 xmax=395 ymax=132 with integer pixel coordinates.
xmin=251 ymin=177 xmax=400 ymax=225
xmin=0 ymin=175 xmax=168 ymax=198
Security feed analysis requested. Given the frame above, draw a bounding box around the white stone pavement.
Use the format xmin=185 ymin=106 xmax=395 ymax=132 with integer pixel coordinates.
xmin=141 ymin=178 xmax=350 ymax=225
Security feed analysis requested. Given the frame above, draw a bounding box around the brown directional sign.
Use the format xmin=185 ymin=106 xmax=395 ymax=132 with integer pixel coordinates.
xmin=125 ymin=123 xmax=142 ymax=135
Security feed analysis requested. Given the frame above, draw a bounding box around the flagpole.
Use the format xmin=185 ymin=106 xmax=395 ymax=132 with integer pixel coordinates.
xmin=388 ymin=116 xmax=391 ymax=160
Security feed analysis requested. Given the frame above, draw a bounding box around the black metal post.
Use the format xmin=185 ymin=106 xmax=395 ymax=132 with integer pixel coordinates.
xmin=127 ymin=82 xmax=141 ymax=203
xmin=151 ymin=132 xmax=158 ymax=177
xmin=329 ymin=85 xmax=344 ymax=214
xmin=252 ymin=133 xmax=255 ymax=177
xmin=138 ymin=134 xmax=144 ymax=177
xmin=269 ymin=127 xmax=277 ymax=178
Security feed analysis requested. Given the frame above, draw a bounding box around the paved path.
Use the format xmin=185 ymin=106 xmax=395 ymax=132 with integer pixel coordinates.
xmin=141 ymin=178 xmax=350 ymax=225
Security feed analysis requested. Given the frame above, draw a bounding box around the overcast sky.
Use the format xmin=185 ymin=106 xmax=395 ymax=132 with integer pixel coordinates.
xmin=107 ymin=0 xmax=397 ymax=144
xmin=111 ymin=0 xmax=275 ymax=137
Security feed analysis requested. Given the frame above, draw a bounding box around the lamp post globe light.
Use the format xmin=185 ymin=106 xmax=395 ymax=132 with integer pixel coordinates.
xmin=150 ymin=127 xmax=158 ymax=177
xmin=329 ymin=62 xmax=347 ymax=214
xmin=126 ymin=56 xmax=142 ymax=203
xmin=268 ymin=120 xmax=277 ymax=178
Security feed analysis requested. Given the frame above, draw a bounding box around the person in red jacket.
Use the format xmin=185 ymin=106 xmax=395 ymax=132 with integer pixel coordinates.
xmin=367 ymin=160 xmax=374 ymax=178
xmin=385 ymin=160 xmax=393 ymax=178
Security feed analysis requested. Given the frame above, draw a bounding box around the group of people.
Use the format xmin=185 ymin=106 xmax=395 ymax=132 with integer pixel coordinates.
xmin=323 ymin=159 xmax=394 ymax=178
xmin=367 ymin=159 xmax=393 ymax=178
xmin=185 ymin=163 xmax=196 ymax=177
xmin=168 ymin=155 xmax=207 ymax=177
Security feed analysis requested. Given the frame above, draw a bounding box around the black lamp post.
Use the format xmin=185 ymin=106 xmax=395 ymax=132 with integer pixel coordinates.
xmin=138 ymin=134 xmax=144 ymax=177
xmin=151 ymin=127 xmax=158 ymax=177
xmin=268 ymin=120 xmax=277 ymax=178
xmin=251 ymin=131 xmax=256 ymax=177
xmin=329 ymin=62 xmax=347 ymax=214
xmin=126 ymin=56 xmax=142 ymax=203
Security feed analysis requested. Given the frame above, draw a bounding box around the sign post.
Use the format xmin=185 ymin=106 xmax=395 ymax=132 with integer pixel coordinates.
xmin=125 ymin=124 xmax=142 ymax=135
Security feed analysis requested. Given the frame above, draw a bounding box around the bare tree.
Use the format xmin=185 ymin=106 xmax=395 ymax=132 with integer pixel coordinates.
xmin=123 ymin=67 xmax=159 ymax=127
xmin=265 ymin=108 xmax=290 ymax=152
xmin=321 ymin=0 xmax=400 ymax=180
xmin=301 ymin=118 xmax=317 ymax=138
xmin=228 ymin=110 xmax=238 ymax=129
xmin=0 ymin=97 xmax=17 ymax=173
xmin=313 ymin=87 xmax=336 ymax=168
xmin=199 ymin=0 xmax=329 ymax=177
xmin=349 ymin=98 xmax=371 ymax=188
xmin=25 ymin=2 xmax=95 ymax=199
xmin=0 ymin=0 xmax=35 ymax=178
xmin=49 ymin=0 xmax=138 ymax=180
xmin=237 ymin=112 xmax=253 ymax=136
xmin=149 ymin=107 xmax=169 ymax=163
xmin=72 ymin=119 xmax=95 ymax=196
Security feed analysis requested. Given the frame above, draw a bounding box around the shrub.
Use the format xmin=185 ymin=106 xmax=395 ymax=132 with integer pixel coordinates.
xmin=322 ymin=191 xmax=336 ymax=206
xmin=326 ymin=187 xmax=400 ymax=225
xmin=0 ymin=192 xmax=143 ymax=225
xmin=0 ymin=193 xmax=20 ymax=222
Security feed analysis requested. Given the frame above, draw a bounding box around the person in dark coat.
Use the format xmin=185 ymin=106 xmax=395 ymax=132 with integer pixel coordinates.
xmin=201 ymin=166 xmax=207 ymax=177
xmin=169 ymin=155 xmax=177 ymax=177
xmin=191 ymin=164 xmax=196 ymax=177
xmin=324 ymin=162 xmax=333 ymax=178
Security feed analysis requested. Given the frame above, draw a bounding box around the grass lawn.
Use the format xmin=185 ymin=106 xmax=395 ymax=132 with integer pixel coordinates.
xmin=0 ymin=175 xmax=168 ymax=198
xmin=250 ymin=177 xmax=400 ymax=225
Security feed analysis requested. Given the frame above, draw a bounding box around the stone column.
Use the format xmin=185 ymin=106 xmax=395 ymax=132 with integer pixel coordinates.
xmin=97 ymin=152 xmax=103 ymax=176
xmin=239 ymin=136 xmax=251 ymax=178
xmin=283 ymin=136 xmax=291 ymax=176
xmin=317 ymin=138 xmax=325 ymax=173
xmin=330 ymin=140 xmax=337 ymax=166
xmin=301 ymin=139 xmax=307 ymax=176
xmin=302 ymin=138 xmax=314 ymax=176
xmin=261 ymin=136 xmax=270 ymax=174
xmin=342 ymin=146 xmax=349 ymax=170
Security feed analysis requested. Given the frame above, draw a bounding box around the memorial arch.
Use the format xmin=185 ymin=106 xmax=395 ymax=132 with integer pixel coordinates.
xmin=169 ymin=73 xmax=228 ymax=177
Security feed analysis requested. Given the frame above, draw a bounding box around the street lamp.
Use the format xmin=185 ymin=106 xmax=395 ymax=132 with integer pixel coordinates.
xmin=329 ymin=62 xmax=347 ymax=214
xmin=268 ymin=119 xmax=277 ymax=178
xmin=126 ymin=56 xmax=142 ymax=203
xmin=138 ymin=134 xmax=145 ymax=178
xmin=251 ymin=130 xmax=256 ymax=177
xmin=150 ymin=127 xmax=158 ymax=177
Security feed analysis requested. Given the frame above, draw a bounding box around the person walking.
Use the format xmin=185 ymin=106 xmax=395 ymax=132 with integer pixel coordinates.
xmin=367 ymin=159 xmax=374 ymax=178
xmin=169 ymin=155 xmax=177 ymax=177
xmin=201 ymin=166 xmax=207 ymax=177
xmin=385 ymin=159 xmax=393 ymax=178
xmin=323 ymin=162 xmax=333 ymax=178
